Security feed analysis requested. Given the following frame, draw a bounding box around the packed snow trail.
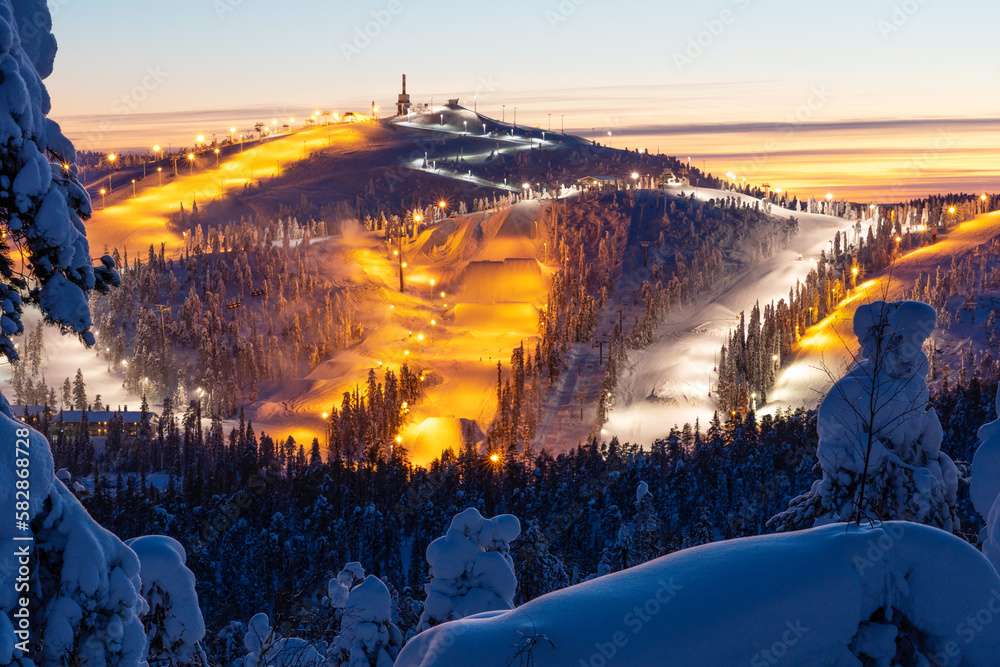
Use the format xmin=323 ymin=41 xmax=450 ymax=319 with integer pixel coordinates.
xmin=604 ymin=186 xmax=851 ymax=445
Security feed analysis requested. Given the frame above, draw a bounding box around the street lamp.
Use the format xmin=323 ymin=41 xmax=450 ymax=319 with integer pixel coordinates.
xmin=131 ymin=179 xmax=136 ymax=198
xmin=188 ymin=153 xmax=195 ymax=174
xmin=196 ymin=135 xmax=204 ymax=147
xmin=99 ymin=188 xmax=106 ymax=208
xmin=157 ymin=166 xmax=162 ymax=187
xmin=214 ymin=148 xmax=220 ymax=166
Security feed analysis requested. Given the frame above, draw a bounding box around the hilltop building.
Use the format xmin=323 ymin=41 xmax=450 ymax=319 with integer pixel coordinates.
xmin=397 ymin=74 xmax=411 ymax=116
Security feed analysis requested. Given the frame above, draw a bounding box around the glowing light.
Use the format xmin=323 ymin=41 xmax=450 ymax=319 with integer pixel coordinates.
xmin=852 ymin=267 xmax=859 ymax=275
xmin=395 ymin=436 xmax=403 ymax=443
xmin=402 ymin=402 xmax=408 ymax=409
xmin=826 ymin=193 xmax=833 ymax=200
xmin=322 ymin=412 xmax=328 ymax=419
xmin=429 ymin=279 xmax=435 ymax=286
xmin=949 ymin=206 xmax=956 ymax=214
xmin=982 ymin=194 xmax=989 ymax=201
xmin=439 ymin=200 xmax=447 ymax=209
xmin=414 ymin=214 xmax=422 ymax=223
xmin=440 ymin=292 xmax=445 ymax=298
xmin=153 ymin=145 xmax=160 ymax=152
xmin=417 ymin=333 xmax=424 ymax=341
xmin=404 ymin=350 xmax=410 ymax=355
xmin=107 ymin=153 xmax=116 ymax=162
xmin=490 ymin=454 xmax=500 ymax=463
xmin=229 ymin=127 xmax=236 ymax=134
xmin=631 ymin=172 xmax=639 ymax=179
xmin=402 ymin=262 xmax=408 ymax=268
xmin=430 ymin=320 xmax=436 ymax=325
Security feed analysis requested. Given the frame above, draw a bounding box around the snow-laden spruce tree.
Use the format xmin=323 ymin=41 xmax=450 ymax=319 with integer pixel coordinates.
xmin=971 ymin=384 xmax=1000 ymax=572
xmin=243 ymin=612 xmax=323 ymax=667
xmin=416 ymin=508 xmax=520 ymax=631
xmin=0 ymin=394 xmax=147 ymax=666
xmin=0 ymin=1 xmax=128 ymax=663
xmin=771 ymin=300 xmax=958 ymax=531
xmin=0 ymin=1 xmax=117 ymax=361
xmin=126 ymin=535 xmax=206 ymax=665
xmin=327 ymin=562 xmax=403 ymax=667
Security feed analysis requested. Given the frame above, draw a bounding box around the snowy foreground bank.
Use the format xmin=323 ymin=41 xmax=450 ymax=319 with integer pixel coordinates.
xmin=397 ymin=521 xmax=1000 ymax=667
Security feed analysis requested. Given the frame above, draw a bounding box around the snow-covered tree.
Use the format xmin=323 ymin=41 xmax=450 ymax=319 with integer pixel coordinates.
xmin=0 ymin=0 xmax=119 ymax=364
xmin=243 ymin=612 xmax=323 ymax=667
xmin=416 ymin=508 xmax=520 ymax=631
xmin=126 ymin=535 xmax=206 ymax=665
xmin=0 ymin=394 xmax=147 ymax=665
xmin=328 ymin=562 xmax=403 ymax=667
xmin=971 ymin=384 xmax=1000 ymax=572
xmin=771 ymin=301 xmax=959 ymax=531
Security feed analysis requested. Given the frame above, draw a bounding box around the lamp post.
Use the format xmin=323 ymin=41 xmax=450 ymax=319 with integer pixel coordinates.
xmin=157 ymin=167 xmax=162 ymax=187
xmin=214 ymin=148 xmax=220 ymax=166
xmin=188 ymin=153 xmax=195 ymax=174
xmin=131 ymin=179 xmax=136 ymax=198
xmin=99 ymin=188 xmax=106 ymax=209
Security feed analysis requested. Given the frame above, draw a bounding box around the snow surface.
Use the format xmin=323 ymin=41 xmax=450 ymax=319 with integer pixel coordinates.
xmin=396 ymin=522 xmax=1000 ymax=667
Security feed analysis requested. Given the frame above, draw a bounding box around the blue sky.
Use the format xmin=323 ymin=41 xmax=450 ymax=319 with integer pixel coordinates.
xmin=44 ymin=0 xmax=1000 ymax=199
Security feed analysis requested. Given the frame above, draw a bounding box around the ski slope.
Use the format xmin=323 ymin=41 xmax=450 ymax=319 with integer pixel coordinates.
xmin=604 ymin=186 xmax=864 ymax=444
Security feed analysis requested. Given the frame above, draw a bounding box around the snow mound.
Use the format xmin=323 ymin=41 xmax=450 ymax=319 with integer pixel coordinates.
xmin=417 ymin=508 xmax=521 ymax=631
xmin=972 ymin=384 xmax=1000 ymax=573
xmin=772 ymin=301 xmax=958 ymax=531
xmin=126 ymin=535 xmax=206 ymax=663
xmin=396 ymin=522 xmax=1000 ymax=667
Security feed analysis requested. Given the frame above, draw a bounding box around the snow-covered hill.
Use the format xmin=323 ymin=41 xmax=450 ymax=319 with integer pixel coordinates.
xmin=396 ymin=521 xmax=1000 ymax=667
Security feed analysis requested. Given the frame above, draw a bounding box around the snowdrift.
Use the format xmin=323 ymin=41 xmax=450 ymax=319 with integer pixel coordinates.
xmin=395 ymin=522 xmax=1000 ymax=667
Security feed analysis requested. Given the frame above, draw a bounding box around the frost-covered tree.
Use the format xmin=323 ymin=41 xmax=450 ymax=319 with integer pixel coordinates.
xmin=72 ymin=367 xmax=86 ymax=410
xmin=971 ymin=385 xmax=1000 ymax=572
xmin=0 ymin=0 xmax=119 ymax=364
xmin=771 ymin=301 xmax=959 ymax=532
xmin=126 ymin=535 xmax=206 ymax=665
xmin=416 ymin=508 xmax=520 ymax=631
xmin=243 ymin=612 xmax=323 ymax=667
xmin=1 ymin=394 xmax=147 ymax=665
xmin=327 ymin=562 xmax=403 ymax=667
